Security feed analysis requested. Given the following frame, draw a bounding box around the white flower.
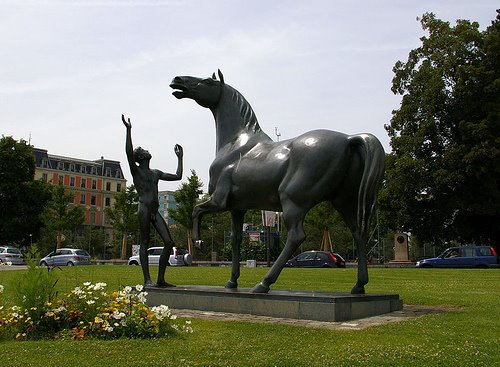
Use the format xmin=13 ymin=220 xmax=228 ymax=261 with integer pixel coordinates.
xmin=137 ymin=292 xmax=148 ymax=303
xmin=123 ymin=286 xmax=132 ymax=293
xmin=0 ymin=284 xmax=4 ymax=293
xmin=106 ymin=326 xmax=113 ymax=332
xmin=111 ymin=311 xmax=126 ymax=320
xmin=86 ymin=300 xmax=95 ymax=305
xmin=91 ymin=282 xmax=106 ymax=291
xmin=135 ymin=284 xmax=143 ymax=292
xmin=151 ymin=304 xmax=172 ymax=321
xmin=6 ymin=262 xmax=12 ymax=266
xmin=83 ymin=281 xmax=91 ymax=286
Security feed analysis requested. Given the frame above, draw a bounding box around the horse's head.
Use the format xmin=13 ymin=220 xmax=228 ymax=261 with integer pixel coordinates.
xmin=170 ymin=70 xmax=225 ymax=109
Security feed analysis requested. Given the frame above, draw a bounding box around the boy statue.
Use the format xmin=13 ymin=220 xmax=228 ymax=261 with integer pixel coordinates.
xmin=122 ymin=114 xmax=183 ymax=287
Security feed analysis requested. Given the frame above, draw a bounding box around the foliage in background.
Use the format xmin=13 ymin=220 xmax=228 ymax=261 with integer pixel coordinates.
xmin=40 ymin=182 xmax=85 ymax=249
xmin=220 ymin=236 xmax=267 ymax=261
xmin=0 ymin=136 xmax=51 ymax=246
xmin=105 ymin=185 xmax=139 ymax=259
xmin=382 ymin=11 xmax=500 ymax=248
xmin=168 ymin=170 xmax=204 ymax=253
xmin=303 ymin=202 xmax=354 ymax=258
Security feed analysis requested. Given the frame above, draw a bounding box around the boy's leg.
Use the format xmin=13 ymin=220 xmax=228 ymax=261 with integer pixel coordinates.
xmin=153 ymin=212 xmax=175 ymax=287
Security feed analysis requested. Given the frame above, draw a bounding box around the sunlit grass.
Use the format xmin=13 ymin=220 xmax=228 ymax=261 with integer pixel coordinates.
xmin=0 ymin=266 xmax=499 ymax=366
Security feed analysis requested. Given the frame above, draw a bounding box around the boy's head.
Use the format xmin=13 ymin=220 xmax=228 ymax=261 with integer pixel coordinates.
xmin=133 ymin=147 xmax=152 ymax=162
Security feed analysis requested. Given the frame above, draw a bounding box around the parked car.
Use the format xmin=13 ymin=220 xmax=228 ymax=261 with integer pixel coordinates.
xmin=0 ymin=246 xmax=24 ymax=265
xmin=285 ymin=251 xmax=346 ymax=268
xmin=416 ymin=246 xmax=499 ymax=268
xmin=39 ymin=248 xmax=91 ymax=267
xmin=128 ymin=247 xmax=193 ymax=266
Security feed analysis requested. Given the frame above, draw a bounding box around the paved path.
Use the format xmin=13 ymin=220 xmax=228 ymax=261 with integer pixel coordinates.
xmin=0 ymin=265 xmax=27 ymax=271
xmin=173 ymin=304 xmax=455 ymax=330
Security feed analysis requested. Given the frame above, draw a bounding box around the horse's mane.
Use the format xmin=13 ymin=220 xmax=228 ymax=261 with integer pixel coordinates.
xmin=224 ymin=84 xmax=261 ymax=133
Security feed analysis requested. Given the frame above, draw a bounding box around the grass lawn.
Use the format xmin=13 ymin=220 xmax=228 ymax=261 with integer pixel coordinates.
xmin=0 ymin=265 xmax=499 ymax=366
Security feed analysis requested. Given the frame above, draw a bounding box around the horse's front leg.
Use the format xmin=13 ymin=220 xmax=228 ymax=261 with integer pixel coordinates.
xmin=226 ymin=210 xmax=245 ymax=289
xmin=191 ymin=180 xmax=231 ymax=245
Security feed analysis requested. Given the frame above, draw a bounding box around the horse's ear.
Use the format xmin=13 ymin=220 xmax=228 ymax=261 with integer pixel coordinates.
xmin=218 ymin=69 xmax=225 ymax=84
xmin=212 ymin=72 xmax=216 ymax=80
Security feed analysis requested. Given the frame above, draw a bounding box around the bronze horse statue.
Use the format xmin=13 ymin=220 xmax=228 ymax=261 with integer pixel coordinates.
xmin=170 ymin=70 xmax=385 ymax=294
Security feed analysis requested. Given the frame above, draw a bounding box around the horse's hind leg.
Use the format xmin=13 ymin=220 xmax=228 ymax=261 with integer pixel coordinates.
xmin=226 ymin=210 xmax=245 ymax=289
xmin=351 ymin=231 xmax=368 ymax=294
xmin=251 ymin=202 xmax=306 ymax=293
xmin=333 ymin=198 xmax=368 ymax=294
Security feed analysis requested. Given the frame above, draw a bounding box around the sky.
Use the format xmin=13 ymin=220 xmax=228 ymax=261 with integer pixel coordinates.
xmin=1 ymin=0 xmax=497 ymax=191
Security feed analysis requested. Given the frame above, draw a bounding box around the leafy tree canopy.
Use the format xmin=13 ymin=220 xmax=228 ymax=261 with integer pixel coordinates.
xmin=0 ymin=136 xmax=51 ymax=245
xmin=382 ymin=11 xmax=499 ymax=247
xmin=105 ymin=185 xmax=139 ymax=259
xmin=168 ymin=170 xmax=204 ymax=252
xmin=40 ymin=182 xmax=85 ymax=248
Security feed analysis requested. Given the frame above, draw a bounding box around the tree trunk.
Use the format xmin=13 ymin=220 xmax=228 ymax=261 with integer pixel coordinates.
xmin=187 ymin=229 xmax=193 ymax=255
xmin=121 ymin=232 xmax=128 ymax=260
xmin=56 ymin=231 xmax=62 ymax=249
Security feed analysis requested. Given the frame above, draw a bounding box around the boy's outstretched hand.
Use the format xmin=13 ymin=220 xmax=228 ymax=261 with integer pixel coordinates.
xmin=174 ymin=144 xmax=183 ymax=158
xmin=122 ymin=114 xmax=132 ymax=129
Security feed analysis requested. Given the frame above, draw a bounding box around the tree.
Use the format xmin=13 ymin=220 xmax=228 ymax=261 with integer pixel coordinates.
xmin=383 ymin=11 xmax=500 ymax=248
xmin=168 ymin=170 xmax=204 ymax=254
xmin=0 ymin=136 xmax=51 ymax=245
xmin=40 ymin=182 xmax=85 ymax=249
xmin=303 ymin=202 xmax=353 ymax=258
xmin=105 ymin=185 xmax=139 ymax=259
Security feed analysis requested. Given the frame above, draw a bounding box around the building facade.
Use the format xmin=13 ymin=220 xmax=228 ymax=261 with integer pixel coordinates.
xmin=33 ymin=147 xmax=127 ymax=228
xmin=158 ymin=190 xmax=177 ymax=225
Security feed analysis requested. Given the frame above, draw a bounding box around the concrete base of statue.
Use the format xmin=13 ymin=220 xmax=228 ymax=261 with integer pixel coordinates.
xmin=145 ymin=285 xmax=403 ymax=322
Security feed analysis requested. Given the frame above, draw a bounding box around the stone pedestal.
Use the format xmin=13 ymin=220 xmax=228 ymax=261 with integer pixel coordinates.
xmin=145 ymin=286 xmax=403 ymax=322
xmin=390 ymin=233 xmax=413 ymax=264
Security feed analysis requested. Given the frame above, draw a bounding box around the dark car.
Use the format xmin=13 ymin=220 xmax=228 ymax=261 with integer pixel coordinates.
xmin=285 ymin=251 xmax=346 ymax=268
xmin=416 ymin=246 xmax=498 ymax=268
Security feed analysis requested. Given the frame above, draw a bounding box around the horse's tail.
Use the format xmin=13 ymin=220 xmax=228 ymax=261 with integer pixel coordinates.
xmin=348 ymin=134 xmax=385 ymax=238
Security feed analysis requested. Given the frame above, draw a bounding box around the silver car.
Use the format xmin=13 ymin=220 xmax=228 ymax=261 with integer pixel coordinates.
xmin=0 ymin=246 xmax=24 ymax=265
xmin=39 ymin=248 xmax=91 ymax=266
xmin=128 ymin=247 xmax=192 ymax=266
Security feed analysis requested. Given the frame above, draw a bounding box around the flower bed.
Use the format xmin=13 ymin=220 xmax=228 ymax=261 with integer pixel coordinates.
xmin=0 ymin=281 xmax=192 ymax=340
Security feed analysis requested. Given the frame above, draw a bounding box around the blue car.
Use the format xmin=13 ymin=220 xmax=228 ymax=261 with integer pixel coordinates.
xmin=416 ymin=246 xmax=498 ymax=268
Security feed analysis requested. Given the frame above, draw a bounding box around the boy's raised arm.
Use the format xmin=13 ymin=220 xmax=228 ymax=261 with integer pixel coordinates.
xmin=159 ymin=144 xmax=183 ymax=181
xmin=122 ymin=114 xmax=137 ymax=174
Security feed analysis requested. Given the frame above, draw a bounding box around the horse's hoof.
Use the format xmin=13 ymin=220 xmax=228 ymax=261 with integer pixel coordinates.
xmin=156 ymin=281 xmax=176 ymax=288
xmin=225 ymin=280 xmax=238 ymax=289
xmin=250 ymin=282 xmax=270 ymax=294
xmin=351 ymin=285 xmax=365 ymax=294
xmin=144 ymin=280 xmax=155 ymax=288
